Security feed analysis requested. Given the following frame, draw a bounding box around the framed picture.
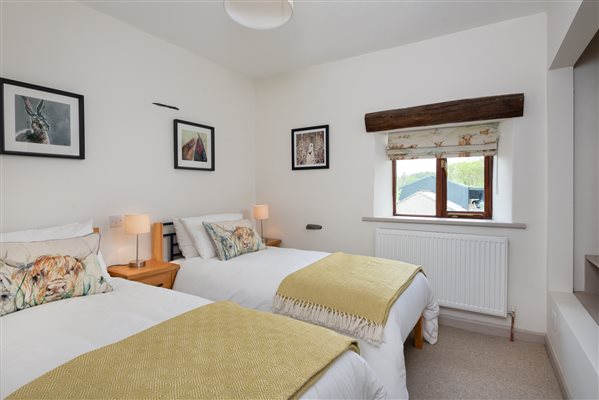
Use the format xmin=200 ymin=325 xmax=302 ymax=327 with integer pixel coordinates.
xmin=174 ymin=119 xmax=215 ymax=171
xmin=1 ymin=78 xmax=84 ymax=159
xmin=291 ymin=125 xmax=329 ymax=170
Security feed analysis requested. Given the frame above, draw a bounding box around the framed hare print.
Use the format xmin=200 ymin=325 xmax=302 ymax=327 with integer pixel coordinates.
xmin=1 ymin=78 xmax=85 ymax=159
xmin=291 ymin=125 xmax=329 ymax=170
xmin=174 ymin=119 xmax=215 ymax=171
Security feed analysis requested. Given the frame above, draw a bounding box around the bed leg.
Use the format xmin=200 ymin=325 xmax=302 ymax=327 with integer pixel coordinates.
xmin=413 ymin=315 xmax=424 ymax=349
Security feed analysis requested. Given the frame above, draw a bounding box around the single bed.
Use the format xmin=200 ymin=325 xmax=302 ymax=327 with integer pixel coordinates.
xmin=1 ymin=277 xmax=386 ymax=399
xmin=157 ymin=223 xmax=439 ymax=399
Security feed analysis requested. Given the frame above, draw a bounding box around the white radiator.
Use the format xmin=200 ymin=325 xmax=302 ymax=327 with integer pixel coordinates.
xmin=375 ymin=228 xmax=508 ymax=317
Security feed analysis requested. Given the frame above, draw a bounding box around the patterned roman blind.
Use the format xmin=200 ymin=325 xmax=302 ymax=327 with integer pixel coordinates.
xmin=386 ymin=122 xmax=499 ymax=160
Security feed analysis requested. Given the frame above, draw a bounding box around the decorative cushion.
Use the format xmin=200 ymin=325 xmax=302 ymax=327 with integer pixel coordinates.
xmin=181 ymin=213 xmax=243 ymax=259
xmin=203 ymin=220 xmax=265 ymax=261
xmin=172 ymin=218 xmax=200 ymax=259
xmin=0 ymin=233 xmax=112 ymax=316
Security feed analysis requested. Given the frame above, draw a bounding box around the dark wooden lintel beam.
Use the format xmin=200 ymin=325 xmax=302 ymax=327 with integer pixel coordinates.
xmin=364 ymin=93 xmax=524 ymax=132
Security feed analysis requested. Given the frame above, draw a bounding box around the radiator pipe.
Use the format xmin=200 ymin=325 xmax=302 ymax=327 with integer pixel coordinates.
xmin=508 ymin=307 xmax=516 ymax=342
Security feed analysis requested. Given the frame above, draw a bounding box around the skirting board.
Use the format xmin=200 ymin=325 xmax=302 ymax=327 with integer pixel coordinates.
xmin=545 ymin=337 xmax=572 ymax=400
xmin=439 ymin=314 xmax=546 ymax=344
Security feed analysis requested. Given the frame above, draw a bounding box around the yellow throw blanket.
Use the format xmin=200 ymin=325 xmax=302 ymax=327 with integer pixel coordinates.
xmin=9 ymin=301 xmax=358 ymax=400
xmin=273 ymin=252 xmax=423 ymax=346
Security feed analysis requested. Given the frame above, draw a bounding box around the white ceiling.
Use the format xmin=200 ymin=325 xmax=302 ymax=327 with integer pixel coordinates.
xmin=82 ymin=0 xmax=550 ymax=79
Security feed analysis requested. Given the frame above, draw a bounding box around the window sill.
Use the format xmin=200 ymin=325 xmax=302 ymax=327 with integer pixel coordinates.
xmin=362 ymin=216 xmax=526 ymax=229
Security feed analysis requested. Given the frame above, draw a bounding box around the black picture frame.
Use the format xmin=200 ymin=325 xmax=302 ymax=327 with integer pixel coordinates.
xmin=291 ymin=124 xmax=329 ymax=170
xmin=0 ymin=78 xmax=85 ymax=159
xmin=174 ymin=119 xmax=215 ymax=171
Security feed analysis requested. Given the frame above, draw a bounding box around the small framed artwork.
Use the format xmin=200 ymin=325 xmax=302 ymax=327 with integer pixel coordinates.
xmin=1 ymin=78 xmax=85 ymax=159
xmin=174 ymin=119 xmax=215 ymax=171
xmin=291 ymin=125 xmax=329 ymax=170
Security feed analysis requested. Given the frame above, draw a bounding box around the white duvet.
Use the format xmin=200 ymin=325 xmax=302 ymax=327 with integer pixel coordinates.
xmin=173 ymin=247 xmax=440 ymax=399
xmin=0 ymin=278 xmax=386 ymax=400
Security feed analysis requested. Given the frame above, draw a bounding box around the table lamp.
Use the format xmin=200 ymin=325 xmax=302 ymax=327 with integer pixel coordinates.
xmin=124 ymin=214 xmax=150 ymax=268
xmin=253 ymin=205 xmax=269 ymax=242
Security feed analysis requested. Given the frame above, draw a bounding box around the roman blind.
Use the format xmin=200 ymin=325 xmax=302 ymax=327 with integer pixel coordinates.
xmin=386 ymin=122 xmax=499 ymax=160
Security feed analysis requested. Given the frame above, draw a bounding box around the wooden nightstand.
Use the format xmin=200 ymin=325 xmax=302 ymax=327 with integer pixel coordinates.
xmin=107 ymin=259 xmax=180 ymax=289
xmin=265 ymin=238 xmax=282 ymax=247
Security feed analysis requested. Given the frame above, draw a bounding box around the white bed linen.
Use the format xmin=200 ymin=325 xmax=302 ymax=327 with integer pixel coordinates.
xmin=1 ymin=278 xmax=386 ymax=400
xmin=173 ymin=247 xmax=439 ymax=399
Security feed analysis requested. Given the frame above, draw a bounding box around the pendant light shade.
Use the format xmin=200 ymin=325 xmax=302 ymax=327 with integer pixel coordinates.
xmin=224 ymin=0 xmax=293 ymax=30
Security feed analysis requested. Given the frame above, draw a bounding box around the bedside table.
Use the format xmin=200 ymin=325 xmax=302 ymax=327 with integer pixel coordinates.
xmin=265 ymin=238 xmax=282 ymax=247
xmin=107 ymin=259 xmax=180 ymax=289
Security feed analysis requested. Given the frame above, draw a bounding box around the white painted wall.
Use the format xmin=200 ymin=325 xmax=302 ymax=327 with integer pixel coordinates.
xmin=545 ymin=0 xmax=598 ymax=295
xmin=547 ymin=0 xmax=583 ymax=68
xmin=0 ymin=2 xmax=256 ymax=264
xmin=255 ymin=14 xmax=548 ymax=333
xmin=546 ymin=66 xmax=574 ymax=293
xmin=574 ymin=32 xmax=599 ymax=291
xmin=548 ymin=0 xmax=599 ymax=70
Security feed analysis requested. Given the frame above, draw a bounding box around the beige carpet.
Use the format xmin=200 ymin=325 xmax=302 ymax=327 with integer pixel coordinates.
xmin=404 ymin=326 xmax=563 ymax=400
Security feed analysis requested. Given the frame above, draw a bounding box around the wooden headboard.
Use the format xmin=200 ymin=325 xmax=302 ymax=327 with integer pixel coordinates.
xmin=151 ymin=222 xmax=182 ymax=262
xmin=151 ymin=222 xmax=164 ymax=261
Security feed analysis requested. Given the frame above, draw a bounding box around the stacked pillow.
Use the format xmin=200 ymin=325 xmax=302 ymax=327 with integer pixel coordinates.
xmin=1 ymin=221 xmax=113 ymax=316
xmin=1 ymin=220 xmax=111 ymax=280
xmin=173 ymin=213 xmax=265 ymax=261
xmin=172 ymin=218 xmax=200 ymax=259
xmin=1 ymin=220 xmax=94 ymax=242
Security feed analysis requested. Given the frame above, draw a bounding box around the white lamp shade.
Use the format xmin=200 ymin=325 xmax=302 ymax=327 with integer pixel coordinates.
xmin=124 ymin=214 xmax=150 ymax=235
xmin=224 ymin=0 xmax=293 ymax=30
xmin=253 ymin=205 xmax=269 ymax=220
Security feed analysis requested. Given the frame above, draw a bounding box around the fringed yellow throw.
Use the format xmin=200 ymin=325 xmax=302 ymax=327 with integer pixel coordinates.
xmin=273 ymin=252 xmax=423 ymax=346
xmin=8 ymin=301 xmax=358 ymax=400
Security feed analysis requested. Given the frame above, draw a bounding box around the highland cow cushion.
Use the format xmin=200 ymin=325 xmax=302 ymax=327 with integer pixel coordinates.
xmin=0 ymin=233 xmax=112 ymax=316
xmin=203 ymin=220 xmax=265 ymax=261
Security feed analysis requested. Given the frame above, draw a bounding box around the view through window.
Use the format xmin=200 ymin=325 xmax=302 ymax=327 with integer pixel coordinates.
xmin=394 ymin=156 xmax=492 ymax=218
xmin=395 ymin=158 xmax=437 ymax=216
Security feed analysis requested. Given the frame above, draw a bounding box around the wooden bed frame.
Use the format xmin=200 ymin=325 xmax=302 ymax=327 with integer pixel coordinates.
xmin=151 ymin=222 xmax=166 ymax=261
xmin=149 ymin=221 xmax=424 ymax=349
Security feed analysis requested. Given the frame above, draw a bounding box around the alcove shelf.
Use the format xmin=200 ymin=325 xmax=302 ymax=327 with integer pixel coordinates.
xmin=574 ymin=255 xmax=599 ymax=324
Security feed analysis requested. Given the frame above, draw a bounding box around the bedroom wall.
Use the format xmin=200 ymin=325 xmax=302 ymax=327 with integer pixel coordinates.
xmin=573 ymin=32 xmax=599 ymax=291
xmin=0 ymin=2 xmax=256 ymax=264
xmin=546 ymin=0 xmax=583 ymax=68
xmin=547 ymin=0 xmax=599 ymax=69
xmin=255 ymin=14 xmax=549 ymax=333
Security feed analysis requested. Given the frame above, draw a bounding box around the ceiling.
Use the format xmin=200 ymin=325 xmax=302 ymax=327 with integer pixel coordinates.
xmin=82 ymin=0 xmax=551 ymax=79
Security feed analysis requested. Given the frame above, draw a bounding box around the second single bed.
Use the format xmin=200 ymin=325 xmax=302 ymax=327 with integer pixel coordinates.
xmin=160 ymin=222 xmax=439 ymax=399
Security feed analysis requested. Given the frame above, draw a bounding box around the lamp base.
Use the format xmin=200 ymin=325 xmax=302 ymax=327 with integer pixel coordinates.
xmin=128 ymin=260 xmax=146 ymax=268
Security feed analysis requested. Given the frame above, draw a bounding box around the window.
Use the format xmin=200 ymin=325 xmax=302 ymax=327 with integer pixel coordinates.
xmin=393 ymin=156 xmax=493 ymax=219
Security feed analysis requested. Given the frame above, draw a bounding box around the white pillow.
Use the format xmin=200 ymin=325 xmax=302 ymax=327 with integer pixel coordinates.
xmin=1 ymin=220 xmax=93 ymax=242
xmin=1 ymin=220 xmax=110 ymax=280
xmin=181 ymin=213 xmax=243 ymax=259
xmin=172 ymin=218 xmax=200 ymax=259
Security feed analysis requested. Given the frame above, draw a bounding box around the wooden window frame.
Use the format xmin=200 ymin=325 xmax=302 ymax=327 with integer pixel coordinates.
xmin=392 ymin=156 xmax=493 ymax=219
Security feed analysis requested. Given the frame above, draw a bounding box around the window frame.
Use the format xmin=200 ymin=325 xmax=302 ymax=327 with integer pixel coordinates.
xmin=392 ymin=156 xmax=493 ymax=219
